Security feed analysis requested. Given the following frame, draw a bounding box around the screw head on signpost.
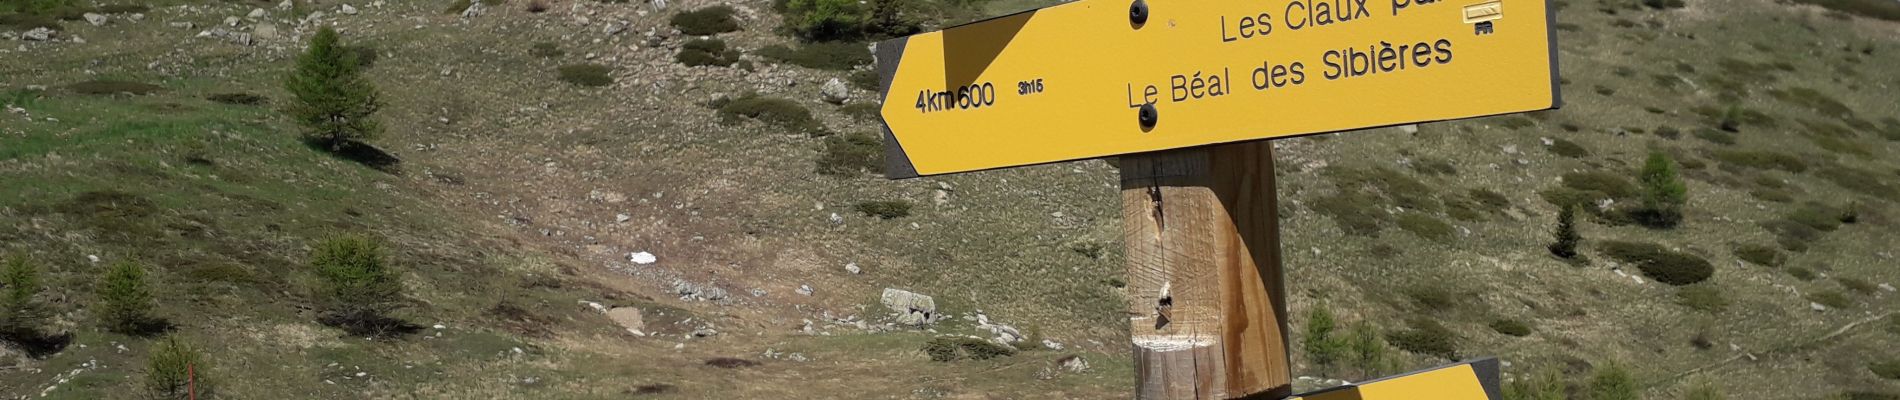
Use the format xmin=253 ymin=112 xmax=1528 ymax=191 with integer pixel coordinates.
xmin=1138 ymin=103 xmax=1158 ymax=128
xmin=1129 ymin=0 xmax=1148 ymax=25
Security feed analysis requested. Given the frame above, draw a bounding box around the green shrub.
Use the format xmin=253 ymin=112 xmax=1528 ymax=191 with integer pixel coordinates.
xmin=1550 ymin=205 xmax=1582 ymax=259
xmin=1654 ymin=125 xmax=1681 ymax=139
xmin=1598 ymin=241 xmax=1713 ymax=285
xmin=311 ymin=235 xmax=406 ymax=336
xmin=95 ymin=260 xmax=156 ymax=335
xmin=1816 ymin=165 xmax=1900 ymax=198
xmin=1314 ymin=192 xmax=1388 ymax=235
xmin=816 ymin=132 xmax=882 ymax=176
xmin=758 ymin=42 xmax=872 ymax=70
xmin=670 ymin=5 xmax=740 ymax=35
xmin=1324 ymin=166 xmax=1440 ymax=212
xmin=1769 ymin=87 xmax=1855 ymax=118
xmin=205 ymin=92 xmax=267 ymax=106
xmin=0 ymin=256 xmax=48 ymax=337
xmin=1303 ymin=306 xmax=1345 ymax=369
xmin=557 ymin=64 xmax=614 ymax=87
xmin=1786 ymin=265 xmax=1816 ymax=281
xmin=1343 ymin=322 xmax=1389 ymax=377
xmin=1588 ymin=363 xmax=1639 ymax=400
xmin=1871 ymin=361 xmax=1900 ymax=380
xmin=1489 ymin=319 xmax=1532 ymax=337
xmin=1788 ymin=202 xmax=1851 ymax=232
xmin=922 ymin=336 xmax=1014 ymax=361
xmin=854 ymin=200 xmax=911 ymax=219
xmin=1641 ymin=0 xmax=1684 ymax=9
xmin=1505 ymin=369 xmax=1567 ymax=400
xmin=343 ymin=45 xmax=379 ymax=69
xmin=1808 ymin=290 xmax=1851 ymax=309
xmin=1403 ymin=284 xmax=1460 ymax=311
xmin=1675 ymin=284 xmax=1728 ymax=313
xmin=1692 ymin=128 xmax=1736 ymax=145
xmin=778 ymin=0 xmax=866 ymax=41
xmin=1385 ymin=318 xmax=1456 ymax=360
xmin=676 ymin=38 xmax=741 ymax=67
xmin=67 ymin=80 xmax=162 ymax=96
xmin=1469 ymin=189 xmax=1510 ymax=210
xmin=1842 ymin=391 xmax=1900 ymax=400
xmin=528 ymin=42 xmax=563 ymax=58
xmin=1396 ymin=213 xmax=1453 ymax=241
xmin=1734 ymin=244 xmax=1783 ymax=267
xmin=286 ymin=28 xmax=382 ymax=151
xmin=0 ymin=13 xmax=63 ymax=31
xmin=716 ymin=94 xmax=824 ymax=134
xmin=848 ymin=70 xmax=880 ymax=91
xmin=1548 ymin=138 xmax=1590 ymax=158
xmin=144 ymin=336 xmax=214 ymax=400
xmin=96 ymin=4 xmax=149 ymax=14
xmin=1410 ymin=158 xmax=1458 ymax=175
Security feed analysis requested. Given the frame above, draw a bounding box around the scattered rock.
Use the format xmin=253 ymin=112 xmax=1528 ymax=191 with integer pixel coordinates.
xmin=820 ymin=78 xmax=850 ymax=104
xmin=1042 ymin=339 xmax=1064 ymax=350
xmin=461 ymin=2 xmax=485 ymax=18
xmin=1059 ymin=355 xmax=1089 ymax=373
xmin=795 ymin=285 xmax=814 ymax=296
xmin=629 ymin=251 xmax=657 ymax=265
xmin=605 ymin=21 xmax=628 ymax=35
xmin=168 ymin=22 xmax=194 ymax=30
xmin=252 ymin=23 xmax=280 ymax=41
xmin=248 ymin=8 xmax=268 ymax=18
xmin=606 ymin=307 xmax=646 ymax=335
xmin=22 ymin=28 xmax=53 ymax=41
xmin=279 ymin=0 xmax=295 ymax=10
xmin=672 ymin=280 xmax=728 ymax=302
xmin=224 ymin=16 xmax=242 ymax=26
xmin=1398 ymin=124 xmax=1419 ymax=134
xmin=615 ymin=213 xmax=631 ymax=223
xmin=83 ymin=13 xmax=107 ymax=26
xmin=339 ymin=4 xmax=358 ymax=15
xmin=827 ymin=212 xmax=843 ymax=224
xmin=844 ymin=263 xmax=861 ymax=274
xmin=1810 ymin=302 xmax=1827 ymax=312
xmin=1880 ymin=283 xmax=1896 ymax=292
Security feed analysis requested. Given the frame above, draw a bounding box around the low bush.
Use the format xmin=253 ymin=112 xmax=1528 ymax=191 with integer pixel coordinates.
xmin=670 ymin=6 xmax=740 ymax=35
xmin=1787 ymin=265 xmax=1817 ymax=281
xmin=1410 ymin=158 xmax=1457 ymax=175
xmin=1548 ymin=138 xmax=1590 ymax=158
xmin=205 ymin=92 xmax=267 ymax=106
xmin=1871 ymin=361 xmax=1900 ymax=380
xmin=1839 ymin=277 xmax=1878 ymax=295
xmin=1676 ymin=285 xmax=1728 ymax=313
xmin=854 ymin=200 xmax=911 ymax=219
xmin=757 ymin=42 xmax=872 ymax=70
xmin=1589 ymin=363 xmax=1639 ymax=400
xmin=1598 ymin=241 xmax=1713 ymax=285
xmin=1489 ymin=319 xmax=1532 ymax=337
xmin=676 ymin=38 xmax=741 ymax=67
xmin=1563 ymin=171 xmax=1639 ymax=199
xmin=557 ymin=64 xmax=613 ymax=87
xmin=528 ymin=42 xmax=563 ymax=58
xmin=1692 ymin=128 xmax=1736 ymax=145
xmin=704 ymin=357 xmax=761 ymax=368
xmin=1711 ymin=150 xmax=1807 ymax=172
xmin=1396 ymin=213 xmax=1454 ymax=241
xmin=923 ymin=336 xmax=1015 ymax=361
xmin=1385 ymin=318 xmax=1457 ymax=360
xmin=716 ymin=94 xmax=824 ymax=134
xmin=1734 ymin=244 xmax=1783 ymax=267
xmin=1641 ymin=0 xmax=1684 ymax=9
xmin=0 ymin=13 xmax=62 ymax=31
xmin=1403 ymin=284 xmax=1460 ymax=311
xmin=1654 ymin=125 xmax=1681 ymax=139
xmin=68 ymin=80 xmax=162 ymax=96
xmin=1808 ymin=290 xmax=1851 ymax=309
xmin=816 ymin=132 xmax=882 ymax=176
xmin=840 ymin=102 xmax=880 ymax=121
xmin=848 ymin=70 xmax=880 ymax=91
xmin=1314 ymin=192 xmax=1387 ymax=235
xmin=1505 ymin=369 xmax=1567 ymax=400
xmin=1816 ymin=165 xmax=1900 ymax=198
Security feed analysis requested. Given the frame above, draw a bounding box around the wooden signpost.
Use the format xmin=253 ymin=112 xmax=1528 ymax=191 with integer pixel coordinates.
xmin=871 ymin=0 xmax=1559 ymax=396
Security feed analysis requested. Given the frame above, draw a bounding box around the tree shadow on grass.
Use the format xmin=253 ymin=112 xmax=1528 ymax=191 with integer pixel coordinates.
xmin=0 ymin=330 xmax=74 ymax=359
xmin=304 ymin=139 xmax=402 ymax=174
xmin=321 ymin=315 xmax=423 ymax=339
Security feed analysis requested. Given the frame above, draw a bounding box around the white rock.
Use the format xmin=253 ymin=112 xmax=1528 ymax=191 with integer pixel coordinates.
xmin=339 ymin=4 xmax=357 ymax=15
xmin=432 ymin=324 xmax=446 ymax=329
xmin=1501 ymin=144 xmax=1519 ymax=154
xmin=461 ymin=2 xmax=485 ymax=18
xmin=1810 ymin=302 xmax=1827 ymax=311
xmin=248 ymin=8 xmax=268 ymax=18
xmin=279 ymin=0 xmax=295 ymax=10
xmin=628 ymin=251 xmax=657 ymax=265
xmin=87 ymin=255 xmax=100 ymax=263
xmin=615 ymin=213 xmax=631 ymax=223
xmin=1397 ymin=124 xmax=1419 ymax=134
xmin=795 ymin=285 xmax=814 ymax=296
xmin=169 ymin=22 xmax=194 ymax=29
xmin=22 ymin=28 xmax=53 ymax=41
xmin=845 ymin=263 xmax=861 ymax=274
xmin=1042 ymin=339 xmax=1064 ymax=350
xmin=225 ymin=16 xmax=242 ymax=26
xmin=828 ymin=213 xmax=843 ymax=224
xmin=83 ymin=13 xmax=107 ymax=26
xmin=1880 ymin=283 xmax=1896 ymax=292
xmin=820 ymin=78 xmax=850 ymax=104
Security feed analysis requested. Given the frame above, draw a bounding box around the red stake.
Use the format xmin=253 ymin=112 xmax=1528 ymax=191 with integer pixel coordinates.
xmin=188 ymin=363 xmax=196 ymax=400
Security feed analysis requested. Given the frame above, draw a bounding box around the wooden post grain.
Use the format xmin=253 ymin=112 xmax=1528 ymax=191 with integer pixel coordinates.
xmin=1119 ymin=141 xmax=1290 ymax=399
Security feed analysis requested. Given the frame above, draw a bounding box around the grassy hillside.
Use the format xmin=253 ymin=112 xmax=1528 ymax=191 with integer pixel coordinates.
xmin=0 ymin=0 xmax=1897 ymax=398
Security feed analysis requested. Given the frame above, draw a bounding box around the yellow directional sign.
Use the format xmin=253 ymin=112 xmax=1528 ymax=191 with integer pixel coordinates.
xmin=1292 ymin=358 xmax=1502 ymax=400
xmin=874 ymin=0 xmax=1560 ymax=177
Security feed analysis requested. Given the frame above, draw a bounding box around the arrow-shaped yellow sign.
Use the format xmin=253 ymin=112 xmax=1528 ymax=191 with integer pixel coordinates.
xmin=874 ymin=0 xmax=1560 ymax=177
xmin=1293 ymin=358 xmax=1502 ymax=400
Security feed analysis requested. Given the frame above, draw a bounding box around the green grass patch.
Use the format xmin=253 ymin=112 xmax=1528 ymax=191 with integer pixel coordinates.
xmin=1385 ymin=318 xmax=1457 ymax=360
xmin=923 ymin=336 xmax=1015 ymax=361
xmin=528 ymin=42 xmax=563 ymax=58
xmin=1807 ymin=290 xmax=1851 ymax=309
xmin=1548 ymin=138 xmax=1590 ymax=158
xmin=1488 ymin=319 xmax=1532 ymax=337
xmin=1734 ymin=244 xmax=1783 ymax=267
xmin=676 ymin=38 xmax=741 ymax=67
xmin=1676 ymin=285 xmax=1729 ymax=313
xmin=1710 ymin=150 xmax=1807 ymax=173
xmin=67 ymin=80 xmax=163 ymax=96
xmin=816 ymin=132 xmax=882 ymax=177
xmin=1692 ymin=128 xmax=1736 ymax=145
xmin=1396 ymin=213 xmax=1454 ymax=242
xmin=853 ymin=200 xmax=912 ymax=219
xmin=1871 ymin=361 xmax=1900 ymax=380
xmin=1562 ymin=171 xmax=1639 ymax=199
xmin=714 ymin=94 xmax=825 ymax=134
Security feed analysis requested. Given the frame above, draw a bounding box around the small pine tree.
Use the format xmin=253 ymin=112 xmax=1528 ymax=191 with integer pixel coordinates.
xmin=1302 ymin=306 xmax=1345 ymax=371
xmin=1549 ymin=205 xmax=1581 ymax=258
xmin=1343 ymin=322 xmax=1388 ymax=378
xmin=0 ymin=255 xmax=48 ymax=337
xmin=1636 ymin=151 xmax=1688 ymax=228
xmin=285 ymin=27 xmax=382 ymax=151
xmin=95 ymin=261 xmax=154 ymax=334
xmin=144 ymin=336 xmax=213 ymax=400
xmin=311 ymin=234 xmax=404 ymax=334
